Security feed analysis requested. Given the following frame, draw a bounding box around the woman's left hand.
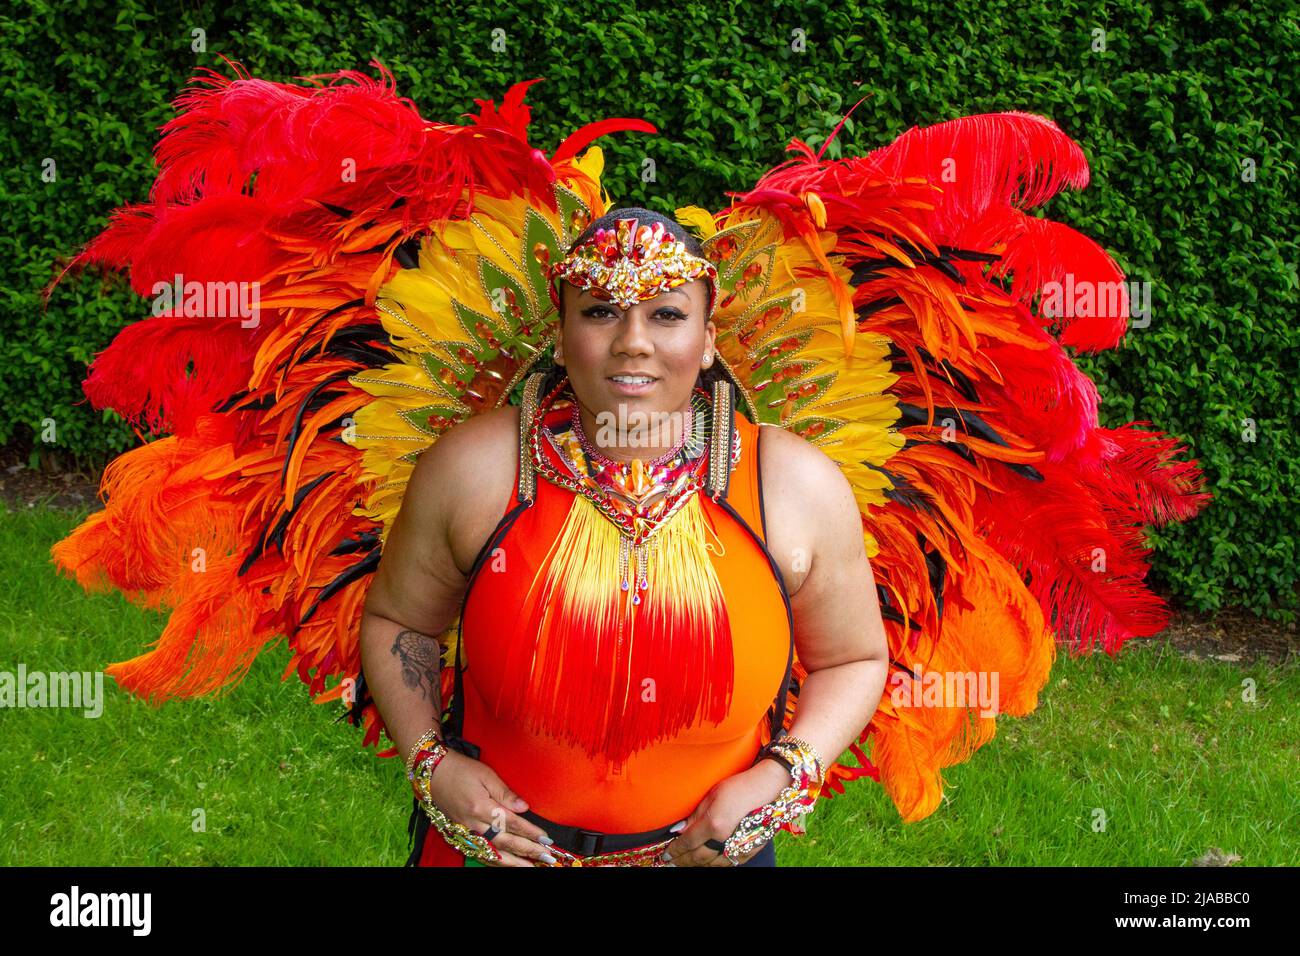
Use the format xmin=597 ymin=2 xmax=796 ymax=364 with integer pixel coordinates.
xmin=661 ymin=758 xmax=791 ymax=866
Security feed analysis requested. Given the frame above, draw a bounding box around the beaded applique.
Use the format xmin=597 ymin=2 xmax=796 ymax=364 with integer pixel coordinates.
xmin=528 ymin=378 xmax=740 ymax=602
xmin=504 ymin=375 xmax=744 ymax=762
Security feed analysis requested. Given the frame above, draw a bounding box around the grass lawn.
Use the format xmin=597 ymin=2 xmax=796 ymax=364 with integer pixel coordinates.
xmin=2 ymin=500 xmax=1296 ymax=866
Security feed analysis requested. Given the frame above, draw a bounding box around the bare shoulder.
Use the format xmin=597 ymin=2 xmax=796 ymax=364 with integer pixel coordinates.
xmin=417 ymin=403 xmax=520 ymax=478
xmin=755 ymin=423 xmax=862 ymax=594
xmin=408 ymin=404 xmax=522 ymax=576
xmin=365 ymin=404 xmax=522 ymax=631
xmin=757 ymin=422 xmax=856 ymax=507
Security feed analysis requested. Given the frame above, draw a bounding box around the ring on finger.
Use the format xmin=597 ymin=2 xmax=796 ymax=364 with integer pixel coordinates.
xmin=704 ymin=836 xmax=746 ymax=865
xmin=420 ymin=800 xmax=503 ymax=863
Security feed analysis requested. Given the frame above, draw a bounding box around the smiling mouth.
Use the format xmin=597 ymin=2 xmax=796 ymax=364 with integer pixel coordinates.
xmin=608 ymin=374 xmax=658 ymax=385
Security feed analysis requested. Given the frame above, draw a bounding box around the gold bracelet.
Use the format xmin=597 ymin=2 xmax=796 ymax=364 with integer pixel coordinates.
xmin=768 ymin=734 xmax=825 ymax=782
xmin=405 ymin=726 xmax=443 ymax=774
xmin=409 ymin=742 xmax=451 ymax=803
xmin=418 ymin=795 xmax=504 ymax=864
xmin=723 ymin=741 xmax=824 ymax=861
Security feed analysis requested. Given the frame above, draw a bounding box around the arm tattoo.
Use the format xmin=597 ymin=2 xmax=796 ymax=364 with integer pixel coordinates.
xmin=391 ymin=629 xmax=442 ymax=705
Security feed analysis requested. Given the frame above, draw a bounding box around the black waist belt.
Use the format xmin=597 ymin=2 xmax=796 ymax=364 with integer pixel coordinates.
xmin=520 ymin=808 xmax=677 ymax=856
xmin=431 ymin=734 xmax=676 ymax=856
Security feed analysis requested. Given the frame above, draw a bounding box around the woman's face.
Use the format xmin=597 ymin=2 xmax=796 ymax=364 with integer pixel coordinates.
xmin=556 ymin=279 xmax=716 ymax=432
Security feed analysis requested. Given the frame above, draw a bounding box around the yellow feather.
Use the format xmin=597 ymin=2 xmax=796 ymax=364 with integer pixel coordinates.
xmin=675 ymin=205 xmax=719 ymax=240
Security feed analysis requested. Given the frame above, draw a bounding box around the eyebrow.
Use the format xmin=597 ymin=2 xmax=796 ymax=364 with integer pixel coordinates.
xmin=580 ymin=289 xmax=689 ymax=303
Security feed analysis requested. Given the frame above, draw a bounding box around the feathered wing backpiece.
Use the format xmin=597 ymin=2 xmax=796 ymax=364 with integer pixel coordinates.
xmin=684 ymin=109 xmax=1211 ymax=819
xmin=47 ymin=61 xmax=1208 ymax=829
xmin=43 ymin=58 xmax=636 ymax=754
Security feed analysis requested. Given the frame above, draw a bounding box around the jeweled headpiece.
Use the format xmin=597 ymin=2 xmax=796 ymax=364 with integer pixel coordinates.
xmin=535 ymin=216 xmax=719 ymax=317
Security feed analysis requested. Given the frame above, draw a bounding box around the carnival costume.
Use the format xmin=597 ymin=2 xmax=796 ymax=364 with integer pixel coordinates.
xmin=45 ymin=59 xmax=1210 ymax=866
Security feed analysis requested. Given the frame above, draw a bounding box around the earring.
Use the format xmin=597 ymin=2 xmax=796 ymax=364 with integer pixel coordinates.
xmin=701 ymin=352 xmax=714 ymax=367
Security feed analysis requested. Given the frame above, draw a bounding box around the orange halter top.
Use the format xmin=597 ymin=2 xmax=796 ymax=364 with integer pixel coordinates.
xmin=417 ymin=375 xmax=793 ymax=864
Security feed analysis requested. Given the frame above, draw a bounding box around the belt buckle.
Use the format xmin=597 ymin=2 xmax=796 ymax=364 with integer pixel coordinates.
xmin=586 ymin=837 xmax=674 ymax=866
xmin=573 ymin=828 xmax=604 ymax=857
xmin=539 ymin=837 xmax=673 ymax=867
xmin=541 ymin=828 xmax=603 ymax=867
xmin=533 ymin=819 xmax=677 ymax=867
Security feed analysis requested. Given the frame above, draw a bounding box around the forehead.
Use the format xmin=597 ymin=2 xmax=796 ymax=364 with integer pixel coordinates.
xmin=568 ymin=281 xmax=701 ymax=307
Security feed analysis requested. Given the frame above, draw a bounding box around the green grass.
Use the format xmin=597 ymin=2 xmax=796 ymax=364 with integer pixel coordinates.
xmin=2 ymin=501 xmax=1296 ymax=866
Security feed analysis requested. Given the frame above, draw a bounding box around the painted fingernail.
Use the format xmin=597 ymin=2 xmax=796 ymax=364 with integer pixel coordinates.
xmin=660 ymin=851 xmax=672 ymax=862
xmin=540 ymin=852 xmax=557 ymax=864
xmin=538 ymin=834 xmax=553 ymax=845
xmin=669 ymin=820 xmax=686 ymax=833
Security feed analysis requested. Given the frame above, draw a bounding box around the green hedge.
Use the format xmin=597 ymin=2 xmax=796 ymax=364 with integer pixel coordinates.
xmin=4 ymin=0 xmax=1296 ymax=620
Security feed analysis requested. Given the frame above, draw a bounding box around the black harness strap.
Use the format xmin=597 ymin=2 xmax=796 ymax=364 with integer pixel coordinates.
xmin=749 ymin=416 xmax=799 ymax=747
xmin=444 ymin=497 xmax=531 ymax=756
xmin=712 ymin=495 xmax=797 ymax=751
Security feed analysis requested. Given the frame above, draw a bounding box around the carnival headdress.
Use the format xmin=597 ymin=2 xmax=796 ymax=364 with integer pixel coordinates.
xmin=529 ymin=212 xmax=757 ymax=417
xmin=536 ymin=215 xmax=720 ymax=318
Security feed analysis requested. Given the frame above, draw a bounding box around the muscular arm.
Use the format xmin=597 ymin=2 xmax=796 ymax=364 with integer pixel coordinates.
xmin=759 ymin=424 xmax=890 ymax=776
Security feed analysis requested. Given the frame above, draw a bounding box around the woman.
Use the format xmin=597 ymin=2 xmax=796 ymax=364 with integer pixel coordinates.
xmin=360 ymin=208 xmax=891 ymax=866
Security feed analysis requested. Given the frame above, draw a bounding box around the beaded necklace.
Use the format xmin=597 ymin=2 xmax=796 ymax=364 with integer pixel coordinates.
xmin=568 ymin=400 xmax=695 ymax=469
xmin=531 ymin=379 xmax=716 ymax=603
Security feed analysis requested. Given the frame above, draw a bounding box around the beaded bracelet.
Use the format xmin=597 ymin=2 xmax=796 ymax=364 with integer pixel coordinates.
xmin=408 ymin=744 xmax=451 ymax=802
xmin=405 ymin=727 xmax=443 ymax=775
xmin=406 ymin=740 xmax=503 ymax=865
xmin=758 ymin=732 xmax=824 ymax=778
xmin=418 ymin=796 xmax=504 ymax=864
xmin=723 ymin=738 xmax=825 ymax=861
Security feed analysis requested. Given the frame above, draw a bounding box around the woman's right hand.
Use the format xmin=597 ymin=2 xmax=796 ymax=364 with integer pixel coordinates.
xmin=424 ymin=750 xmax=556 ymax=867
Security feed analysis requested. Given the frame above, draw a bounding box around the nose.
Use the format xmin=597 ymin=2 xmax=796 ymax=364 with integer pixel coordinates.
xmin=611 ymin=309 xmax=653 ymax=358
